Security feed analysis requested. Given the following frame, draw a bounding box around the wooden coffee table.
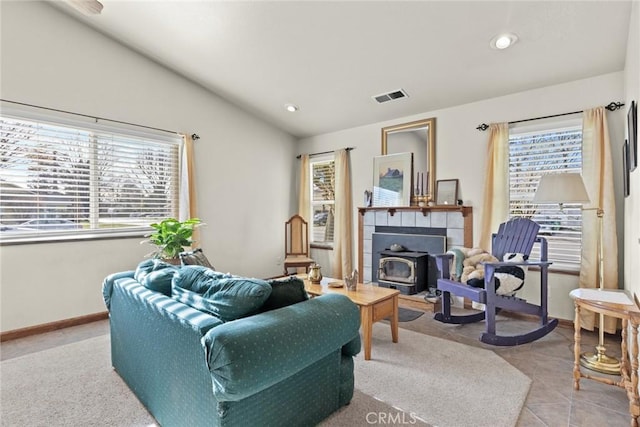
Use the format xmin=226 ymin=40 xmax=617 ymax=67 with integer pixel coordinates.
xmin=302 ymin=277 xmax=399 ymax=360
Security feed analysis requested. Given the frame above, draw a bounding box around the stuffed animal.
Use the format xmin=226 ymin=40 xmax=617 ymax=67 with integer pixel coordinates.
xmin=460 ymin=250 xmax=498 ymax=284
xmin=494 ymin=253 xmax=528 ymax=295
xmin=466 ymin=252 xmax=528 ymax=296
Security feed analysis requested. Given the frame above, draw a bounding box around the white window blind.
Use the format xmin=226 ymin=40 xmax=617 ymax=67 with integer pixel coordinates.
xmin=310 ymin=159 xmax=335 ymax=245
xmin=0 ymin=106 xmax=180 ymax=242
xmin=509 ymin=121 xmax=583 ymax=271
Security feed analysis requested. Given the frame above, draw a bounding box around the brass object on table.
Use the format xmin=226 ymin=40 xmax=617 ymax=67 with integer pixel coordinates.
xmin=308 ymin=264 xmax=322 ymax=284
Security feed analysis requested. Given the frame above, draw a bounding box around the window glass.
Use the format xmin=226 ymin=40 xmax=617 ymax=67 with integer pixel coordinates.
xmin=310 ymin=159 xmax=334 ymax=245
xmin=0 ymin=111 xmax=180 ymax=242
xmin=509 ymin=121 xmax=583 ymax=271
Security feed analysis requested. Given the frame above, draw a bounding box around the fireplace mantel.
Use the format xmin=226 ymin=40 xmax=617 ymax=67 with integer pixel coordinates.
xmin=357 ymin=206 xmax=473 ymax=283
xmin=358 ymin=205 xmax=472 ymax=217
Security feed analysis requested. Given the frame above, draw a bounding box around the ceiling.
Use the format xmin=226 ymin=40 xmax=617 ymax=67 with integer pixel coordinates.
xmin=52 ymin=1 xmax=632 ymax=138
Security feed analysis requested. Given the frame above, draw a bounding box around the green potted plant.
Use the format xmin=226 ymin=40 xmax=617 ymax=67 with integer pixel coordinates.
xmin=143 ymin=217 xmax=203 ymax=263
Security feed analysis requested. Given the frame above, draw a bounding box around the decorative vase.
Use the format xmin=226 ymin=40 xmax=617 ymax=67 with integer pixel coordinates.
xmin=308 ymin=264 xmax=323 ymax=284
xmin=344 ymin=269 xmax=358 ymax=291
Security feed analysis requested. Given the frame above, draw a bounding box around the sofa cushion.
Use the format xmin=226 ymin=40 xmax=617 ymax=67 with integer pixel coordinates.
xmin=134 ymin=259 xmax=179 ymax=296
xmin=261 ymin=276 xmax=309 ymax=312
xmin=172 ymin=266 xmax=272 ymax=321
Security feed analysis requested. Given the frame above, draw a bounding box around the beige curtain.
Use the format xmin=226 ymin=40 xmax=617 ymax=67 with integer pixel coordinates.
xmin=579 ymin=107 xmax=618 ymax=333
xmin=179 ymin=134 xmax=198 ymax=240
xmin=297 ymin=154 xmax=310 ymax=222
xmin=332 ymin=149 xmax=353 ymax=279
xmin=479 ymin=123 xmax=510 ymax=250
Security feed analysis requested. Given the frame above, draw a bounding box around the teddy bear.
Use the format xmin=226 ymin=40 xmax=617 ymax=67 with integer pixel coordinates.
xmin=460 ymin=249 xmax=499 ymax=284
xmin=466 ymin=252 xmax=528 ymax=296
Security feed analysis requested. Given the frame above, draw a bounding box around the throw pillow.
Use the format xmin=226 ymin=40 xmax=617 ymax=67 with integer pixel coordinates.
xmin=172 ymin=265 xmax=230 ymax=294
xmin=135 ymin=259 xmax=179 ymax=296
xmin=260 ymin=276 xmax=309 ymax=312
xmin=179 ymin=248 xmax=214 ymax=269
xmin=172 ymin=267 xmax=272 ymax=321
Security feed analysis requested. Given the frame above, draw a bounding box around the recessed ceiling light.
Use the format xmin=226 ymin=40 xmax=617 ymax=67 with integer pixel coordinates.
xmin=284 ymin=104 xmax=299 ymax=112
xmin=490 ymin=33 xmax=519 ymax=50
xmin=67 ymin=0 xmax=104 ymax=15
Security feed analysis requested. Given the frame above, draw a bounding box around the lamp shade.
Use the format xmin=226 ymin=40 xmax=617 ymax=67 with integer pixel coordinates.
xmin=532 ymin=173 xmax=590 ymax=204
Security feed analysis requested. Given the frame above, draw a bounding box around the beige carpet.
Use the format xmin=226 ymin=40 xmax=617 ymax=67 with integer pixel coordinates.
xmin=1 ymin=324 xmax=530 ymax=427
xmin=353 ymin=322 xmax=531 ymax=427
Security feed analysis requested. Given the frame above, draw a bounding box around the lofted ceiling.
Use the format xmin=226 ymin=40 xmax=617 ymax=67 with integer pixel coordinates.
xmin=51 ymin=0 xmax=632 ymax=138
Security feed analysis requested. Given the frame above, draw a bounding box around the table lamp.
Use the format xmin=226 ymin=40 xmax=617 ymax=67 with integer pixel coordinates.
xmin=533 ymin=172 xmax=620 ymax=374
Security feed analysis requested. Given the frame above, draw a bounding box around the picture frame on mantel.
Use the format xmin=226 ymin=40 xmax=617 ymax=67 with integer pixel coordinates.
xmin=436 ymin=179 xmax=459 ymax=205
xmin=372 ymin=152 xmax=413 ymax=207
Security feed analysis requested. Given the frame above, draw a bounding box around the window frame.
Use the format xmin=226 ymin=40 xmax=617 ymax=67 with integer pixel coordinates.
xmin=508 ymin=118 xmax=584 ymax=273
xmin=309 ymin=156 xmax=335 ymax=249
xmin=0 ymin=103 xmax=182 ymax=244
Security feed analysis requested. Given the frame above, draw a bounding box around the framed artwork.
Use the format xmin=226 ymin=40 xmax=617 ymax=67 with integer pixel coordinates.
xmin=436 ymin=179 xmax=459 ymax=205
xmin=628 ymin=100 xmax=637 ymax=172
xmin=624 ymin=139 xmax=630 ymax=198
xmin=372 ymin=152 xmax=413 ymax=206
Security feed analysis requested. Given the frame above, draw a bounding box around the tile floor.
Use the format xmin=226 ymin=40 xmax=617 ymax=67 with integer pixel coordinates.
xmin=1 ymin=309 xmax=633 ymax=427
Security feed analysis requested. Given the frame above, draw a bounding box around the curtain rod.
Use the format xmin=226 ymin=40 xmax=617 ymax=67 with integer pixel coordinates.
xmin=0 ymin=99 xmax=200 ymax=140
xmin=296 ymin=146 xmax=355 ymax=159
xmin=475 ymin=101 xmax=625 ymax=131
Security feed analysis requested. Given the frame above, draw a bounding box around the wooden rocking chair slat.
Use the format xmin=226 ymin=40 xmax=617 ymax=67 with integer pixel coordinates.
xmin=433 ymin=217 xmax=558 ymax=346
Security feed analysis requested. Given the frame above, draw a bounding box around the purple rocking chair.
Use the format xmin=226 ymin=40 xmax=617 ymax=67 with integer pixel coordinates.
xmin=433 ymin=217 xmax=558 ymax=346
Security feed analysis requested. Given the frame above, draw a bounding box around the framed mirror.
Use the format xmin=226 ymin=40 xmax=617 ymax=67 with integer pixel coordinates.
xmin=382 ymin=117 xmax=436 ymax=201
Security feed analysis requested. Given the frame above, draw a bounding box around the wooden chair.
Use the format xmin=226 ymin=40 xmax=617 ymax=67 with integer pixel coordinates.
xmin=433 ymin=217 xmax=558 ymax=346
xmin=283 ymin=214 xmax=314 ymax=275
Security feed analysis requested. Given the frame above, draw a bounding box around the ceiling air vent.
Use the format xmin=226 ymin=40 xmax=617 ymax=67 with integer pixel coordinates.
xmin=372 ymin=89 xmax=409 ymax=104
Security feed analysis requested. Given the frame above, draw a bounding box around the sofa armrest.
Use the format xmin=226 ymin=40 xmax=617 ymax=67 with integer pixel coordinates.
xmin=202 ymin=293 xmax=360 ymax=402
xmin=102 ymin=270 xmax=135 ymax=310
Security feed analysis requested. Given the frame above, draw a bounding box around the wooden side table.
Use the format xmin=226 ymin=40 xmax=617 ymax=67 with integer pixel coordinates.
xmin=570 ymin=288 xmax=640 ymax=427
xmin=302 ymin=276 xmax=399 ymax=360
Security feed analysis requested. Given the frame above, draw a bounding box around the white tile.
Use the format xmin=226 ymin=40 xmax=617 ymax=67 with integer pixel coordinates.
xmin=431 ymin=211 xmax=447 ymax=228
xmin=363 ymin=270 xmax=372 ymax=283
xmin=447 ymin=228 xmax=464 ymax=247
xmin=363 ymin=255 xmax=372 ymax=268
xmin=447 ymin=211 xmax=464 ymax=228
xmin=415 ymin=212 xmax=431 ymax=227
xmin=363 ymin=225 xmax=374 ymax=241
xmin=363 ymin=239 xmax=372 ymax=255
xmin=401 ymin=211 xmax=416 ymax=227
xmin=364 ymin=211 xmax=375 ymax=226
xmin=387 ymin=212 xmax=402 ymax=227
xmin=374 ymin=211 xmax=388 ymax=225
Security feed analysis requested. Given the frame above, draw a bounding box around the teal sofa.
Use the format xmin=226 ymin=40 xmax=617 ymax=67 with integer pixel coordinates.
xmin=102 ymin=266 xmax=361 ymax=427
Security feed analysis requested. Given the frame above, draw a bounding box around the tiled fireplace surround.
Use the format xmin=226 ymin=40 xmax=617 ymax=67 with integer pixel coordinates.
xmin=358 ymin=206 xmax=473 ymax=283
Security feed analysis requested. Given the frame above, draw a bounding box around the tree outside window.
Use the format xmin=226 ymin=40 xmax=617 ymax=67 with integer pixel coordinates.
xmin=311 ymin=159 xmax=334 ymax=245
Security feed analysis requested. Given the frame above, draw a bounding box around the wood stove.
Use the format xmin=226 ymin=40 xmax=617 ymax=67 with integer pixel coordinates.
xmin=378 ymin=250 xmax=429 ymax=295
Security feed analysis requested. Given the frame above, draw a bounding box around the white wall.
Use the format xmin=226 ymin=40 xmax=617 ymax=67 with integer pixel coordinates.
xmin=0 ymin=2 xmax=297 ymax=332
xmin=624 ymin=3 xmax=640 ymax=313
xmin=299 ymin=72 xmax=626 ymax=321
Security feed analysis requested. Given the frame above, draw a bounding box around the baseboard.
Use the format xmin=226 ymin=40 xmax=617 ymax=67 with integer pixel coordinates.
xmin=0 ymin=307 xmax=577 ymax=343
xmin=1 ymin=311 xmax=108 ymax=342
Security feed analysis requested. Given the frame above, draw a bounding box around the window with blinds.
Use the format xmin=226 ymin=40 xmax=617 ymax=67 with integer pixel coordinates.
xmin=0 ymin=108 xmax=180 ymax=242
xmin=509 ymin=122 xmax=583 ymax=272
xmin=310 ymin=159 xmax=335 ymax=245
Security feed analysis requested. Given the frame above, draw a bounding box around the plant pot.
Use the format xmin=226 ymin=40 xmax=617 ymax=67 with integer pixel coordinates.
xmin=162 ymin=257 xmax=181 ymax=266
